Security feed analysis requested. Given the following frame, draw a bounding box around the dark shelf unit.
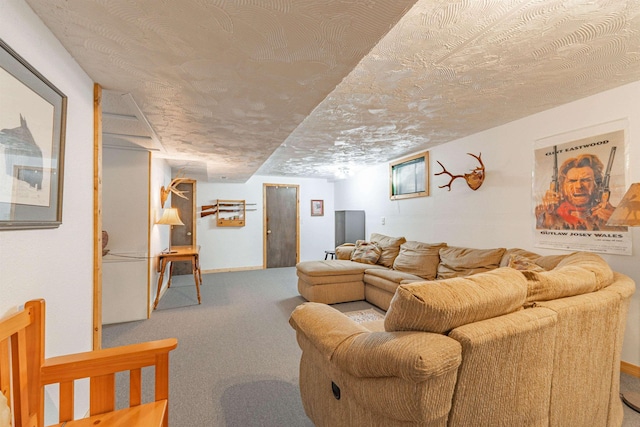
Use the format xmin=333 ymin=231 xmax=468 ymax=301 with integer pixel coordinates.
xmin=335 ymin=210 xmax=365 ymax=247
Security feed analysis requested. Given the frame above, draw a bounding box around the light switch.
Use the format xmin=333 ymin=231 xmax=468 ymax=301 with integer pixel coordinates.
xmin=381 ymin=217 xmax=386 ymax=225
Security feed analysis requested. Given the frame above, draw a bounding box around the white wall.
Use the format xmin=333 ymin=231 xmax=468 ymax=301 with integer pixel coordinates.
xmin=0 ymin=0 xmax=95 ymax=418
xmin=0 ymin=0 xmax=94 ymax=351
xmin=335 ymin=81 xmax=640 ymax=366
xmin=102 ymin=150 xmax=173 ymax=322
xmin=102 ymin=148 xmax=149 ymax=324
xmin=196 ymin=175 xmax=334 ymax=270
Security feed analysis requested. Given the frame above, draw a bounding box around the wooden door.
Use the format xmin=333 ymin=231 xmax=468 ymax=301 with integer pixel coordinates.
xmin=171 ymin=179 xmax=196 ymax=275
xmin=264 ymin=184 xmax=299 ymax=268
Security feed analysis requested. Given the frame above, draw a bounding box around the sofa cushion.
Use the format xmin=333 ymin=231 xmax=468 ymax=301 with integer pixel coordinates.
xmin=534 ymin=254 xmax=568 ymax=270
xmin=370 ymin=233 xmax=407 ymax=268
xmin=555 ymin=252 xmax=613 ymax=290
xmin=508 ymin=254 xmax=545 ymax=272
xmin=366 ymin=268 xmax=423 ymax=284
xmin=392 ymin=241 xmax=447 ymax=280
xmin=385 ymin=268 xmax=527 ymax=334
xmin=499 ymin=248 xmax=567 ymax=271
xmin=298 ymin=271 xmax=364 ymax=285
xmin=364 ymin=269 xmax=424 ymax=294
xmin=523 ymin=252 xmax=614 ymax=303
xmin=350 ymin=240 xmax=382 ymax=265
xmin=297 ymin=260 xmax=374 ymax=277
xmin=437 ymin=246 xmax=506 ymax=279
xmin=499 ymin=248 xmax=541 ymax=267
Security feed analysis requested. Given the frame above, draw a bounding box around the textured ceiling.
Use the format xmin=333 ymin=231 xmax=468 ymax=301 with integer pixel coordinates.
xmin=25 ymin=0 xmax=640 ymax=182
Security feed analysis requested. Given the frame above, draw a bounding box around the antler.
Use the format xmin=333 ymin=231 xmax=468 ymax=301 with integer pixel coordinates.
xmin=467 ymin=152 xmax=484 ymax=171
xmin=161 ymin=176 xmax=190 ymax=207
xmin=435 ymin=161 xmax=465 ymax=191
xmin=435 ymin=153 xmax=485 ymax=191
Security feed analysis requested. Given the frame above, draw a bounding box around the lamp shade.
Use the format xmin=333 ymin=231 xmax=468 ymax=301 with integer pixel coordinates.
xmin=156 ymin=208 xmax=184 ymax=226
xmin=606 ymin=183 xmax=640 ymax=227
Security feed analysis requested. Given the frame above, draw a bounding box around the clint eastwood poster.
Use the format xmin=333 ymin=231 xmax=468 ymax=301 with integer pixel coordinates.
xmin=533 ymin=121 xmax=631 ymax=255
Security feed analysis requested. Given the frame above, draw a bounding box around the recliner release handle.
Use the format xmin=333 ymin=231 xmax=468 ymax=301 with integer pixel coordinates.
xmin=331 ymin=381 xmax=341 ymax=400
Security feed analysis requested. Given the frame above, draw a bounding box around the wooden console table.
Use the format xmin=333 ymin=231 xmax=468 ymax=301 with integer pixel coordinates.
xmin=154 ymin=245 xmax=202 ymax=310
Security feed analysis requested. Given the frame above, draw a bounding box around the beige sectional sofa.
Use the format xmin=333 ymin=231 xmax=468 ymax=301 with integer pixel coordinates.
xmin=297 ymin=233 xmax=567 ymax=310
xmin=290 ymin=234 xmax=635 ymax=426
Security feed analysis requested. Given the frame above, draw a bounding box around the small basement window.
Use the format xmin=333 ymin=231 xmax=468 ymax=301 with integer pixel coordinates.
xmin=389 ymin=151 xmax=429 ymax=200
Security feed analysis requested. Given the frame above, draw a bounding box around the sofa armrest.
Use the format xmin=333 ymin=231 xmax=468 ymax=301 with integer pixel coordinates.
xmin=333 ymin=329 xmax=462 ymax=382
xmin=335 ymin=244 xmax=356 ymax=260
xmin=290 ymin=302 xmax=461 ymax=382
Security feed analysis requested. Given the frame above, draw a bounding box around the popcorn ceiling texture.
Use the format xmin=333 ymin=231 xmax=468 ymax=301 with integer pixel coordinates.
xmin=25 ymin=0 xmax=640 ymax=182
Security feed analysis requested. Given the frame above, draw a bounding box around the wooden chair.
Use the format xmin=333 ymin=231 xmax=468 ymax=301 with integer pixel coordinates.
xmin=0 ymin=299 xmax=177 ymax=427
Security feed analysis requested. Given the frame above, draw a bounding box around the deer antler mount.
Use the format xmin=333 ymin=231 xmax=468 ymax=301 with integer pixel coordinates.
xmin=436 ymin=153 xmax=485 ymax=191
xmin=161 ymin=177 xmax=190 ymax=207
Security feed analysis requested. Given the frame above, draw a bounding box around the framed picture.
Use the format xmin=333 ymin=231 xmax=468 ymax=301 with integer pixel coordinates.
xmin=0 ymin=38 xmax=67 ymax=230
xmin=311 ymin=199 xmax=324 ymax=216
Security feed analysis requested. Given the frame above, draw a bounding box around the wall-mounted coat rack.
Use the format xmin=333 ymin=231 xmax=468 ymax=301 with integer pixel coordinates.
xmin=200 ymin=200 xmax=257 ymax=227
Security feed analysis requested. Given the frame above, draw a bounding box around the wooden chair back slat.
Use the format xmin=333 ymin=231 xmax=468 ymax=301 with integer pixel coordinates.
xmin=0 ymin=339 xmax=10 ymax=401
xmin=130 ymin=368 xmax=142 ymax=406
xmin=58 ymin=380 xmax=74 ymax=422
xmin=13 ymin=330 xmax=31 ymax=426
xmin=90 ymin=374 xmax=116 ymax=415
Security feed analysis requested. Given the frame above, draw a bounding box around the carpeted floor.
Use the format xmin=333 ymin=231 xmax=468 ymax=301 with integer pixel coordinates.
xmin=103 ymin=267 xmax=640 ymax=426
xmin=103 ymin=267 xmax=375 ymax=426
xmin=622 ymin=374 xmax=640 ymax=426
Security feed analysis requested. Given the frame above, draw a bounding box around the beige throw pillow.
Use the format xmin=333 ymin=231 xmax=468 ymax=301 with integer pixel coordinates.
xmin=370 ymin=233 xmax=406 ymax=268
xmin=392 ymin=241 xmax=447 ymax=280
xmin=350 ymin=240 xmax=382 ymax=265
xmin=436 ymin=246 xmax=506 ymax=280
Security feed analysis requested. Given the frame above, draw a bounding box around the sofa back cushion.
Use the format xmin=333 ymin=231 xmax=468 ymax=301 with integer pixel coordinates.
xmin=507 ymin=254 xmax=546 ymax=272
xmin=523 ymin=252 xmax=614 ymax=303
xmin=500 ymin=248 xmax=541 ymax=267
xmin=370 ymin=233 xmax=407 ymax=268
xmin=350 ymin=240 xmax=382 ymax=265
xmin=392 ymin=241 xmax=447 ymax=280
xmin=499 ymin=248 xmax=567 ymax=271
xmin=436 ymin=246 xmax=506 ymax=279
xmin=385 ymin=268 xmax=527 ymax=334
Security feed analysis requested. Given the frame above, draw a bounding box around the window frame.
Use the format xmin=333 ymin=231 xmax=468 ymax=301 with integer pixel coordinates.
xmin=389 ymin=151 xmax=429 ymax=200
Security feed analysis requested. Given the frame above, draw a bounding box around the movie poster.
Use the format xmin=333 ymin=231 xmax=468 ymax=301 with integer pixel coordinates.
xmin=533 ymin=121 xmax=631 ymax=255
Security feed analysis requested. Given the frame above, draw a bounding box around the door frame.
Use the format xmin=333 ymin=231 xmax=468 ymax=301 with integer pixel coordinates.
xmin=262 ymin=183 xmax=300 ymax=268
xmin=93 ymin=83 xmax=103 ymax=349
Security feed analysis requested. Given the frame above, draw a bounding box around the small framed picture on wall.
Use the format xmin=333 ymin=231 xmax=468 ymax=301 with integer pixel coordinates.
xmin=311 ymin=199 xmax=324 ymax=216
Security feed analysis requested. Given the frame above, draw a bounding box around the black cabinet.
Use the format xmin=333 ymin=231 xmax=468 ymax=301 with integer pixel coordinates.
xmin=335 ymin=210 xmax=365 ymax=247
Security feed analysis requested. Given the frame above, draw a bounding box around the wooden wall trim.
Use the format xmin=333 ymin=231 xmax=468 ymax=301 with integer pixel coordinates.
xmin=93 ymin=83 xmax=103 ymax=350
xmin=621 ymin=361 xmax=640 ymax=378
xmin=147 ymin=152 xmax=152 ymax=319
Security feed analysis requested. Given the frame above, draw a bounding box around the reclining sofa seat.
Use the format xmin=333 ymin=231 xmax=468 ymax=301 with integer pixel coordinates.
xmin=290 ymin=235 xmax=635 ymax=427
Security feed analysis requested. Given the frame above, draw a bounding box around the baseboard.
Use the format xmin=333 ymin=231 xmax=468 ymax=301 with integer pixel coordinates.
xmin=202 ymin=265 xmax=263 ymax=274
xmin=621 ymin=361 xmax=640 ymax=378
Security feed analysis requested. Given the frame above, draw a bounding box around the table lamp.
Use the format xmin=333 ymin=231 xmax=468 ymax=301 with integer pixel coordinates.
xmin=606 ymin=183 xmax=640 ymax=412
xmin=156 ymin=208 xmax=184 ymax=253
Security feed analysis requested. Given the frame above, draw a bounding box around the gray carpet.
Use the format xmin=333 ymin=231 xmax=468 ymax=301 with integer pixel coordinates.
xmin=103 ymin=267 xmax=640 ymax=426
xmin=103 ymin=267 xmax=373 ymax=426
xmin=622 ymin=373 xmax=640 ymax=426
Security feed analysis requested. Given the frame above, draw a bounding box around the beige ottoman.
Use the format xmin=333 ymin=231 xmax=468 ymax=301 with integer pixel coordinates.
xmin=296 ymin=260 xmax=384 ymax=304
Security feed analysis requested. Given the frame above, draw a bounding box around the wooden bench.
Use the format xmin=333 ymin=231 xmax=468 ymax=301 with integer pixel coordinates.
xmin=0 ymin=299 xmax=177 ymax=427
